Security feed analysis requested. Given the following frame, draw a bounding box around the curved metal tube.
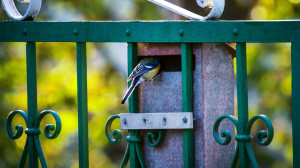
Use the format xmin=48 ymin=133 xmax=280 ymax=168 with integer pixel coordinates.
xmin=105 ymin=114 xmax=123 ymax=144
xmin=146 ymin=130 xmax=165 ymax=147
xmin=147 ymin=0 xmax=224 ymax=20
xmin=7 ymin=110 xmax=29 ymax=139
xmin=1 ymin=0 xmax=41 ymax=20
xmin=6 ymin=109 xmax=61 ymax=168
xmin=213 ymin=114 xmax=274 ymax=168
xmin=213 ymin=115 xmax=238 ymax=145
xmin=245 ymin=114 xmax=274 ymax=146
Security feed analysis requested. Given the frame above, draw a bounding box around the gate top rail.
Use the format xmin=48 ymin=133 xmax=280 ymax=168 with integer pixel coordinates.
xmin=0 ymin=21 xmax=299 ymax=43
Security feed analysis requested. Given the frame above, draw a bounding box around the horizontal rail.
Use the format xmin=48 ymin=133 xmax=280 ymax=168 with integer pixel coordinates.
xmin=0 ymin=21 xmax=299 ymax=42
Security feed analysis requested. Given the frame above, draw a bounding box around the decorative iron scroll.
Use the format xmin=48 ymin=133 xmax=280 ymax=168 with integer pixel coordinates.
xmin=147 ymin=0 xmax=224 ymax=20
xmin=213 ymin=114 xmax=274 ymax=168
xmin=7 ymin=110 xmax=61 ymax=168
xmin=105 ymin=114 xmax=165 ymax=168
xmin=1 ymin=0 xmax=41 ymax=21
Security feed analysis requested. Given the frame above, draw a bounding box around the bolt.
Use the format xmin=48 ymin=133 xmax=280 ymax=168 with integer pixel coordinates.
xmin=143 ymin=118 xmax=147 ymax=123
xmin=122 ymin=118 xmax=127 ymax=125
xmin=23 ymin=28 xmax=28 ymax=35
xmin=182 ymin=117 xmax=188 ymax=123
xmin=125 ymin=28 xmax=130 ymax=36
xmin=162 ymin=117 xmax=167 ymax=125
xmin=179 ymin=29 xmax=184 ymax=36
xmin=73 ymin=29 xmax=78 ymax=36
xmin=233 ymin=28 xmax=238 ymax=36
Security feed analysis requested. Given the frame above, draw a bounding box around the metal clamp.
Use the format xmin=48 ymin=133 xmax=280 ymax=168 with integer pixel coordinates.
xmin=120 ymin=112 xmax=193 ymax=130
xmin=1 ymin=0 xmax=41 ymax=21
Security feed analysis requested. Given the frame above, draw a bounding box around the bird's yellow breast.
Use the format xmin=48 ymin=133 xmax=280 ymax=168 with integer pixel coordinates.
xmin=142 ymin=64 xmax=161 ymax=81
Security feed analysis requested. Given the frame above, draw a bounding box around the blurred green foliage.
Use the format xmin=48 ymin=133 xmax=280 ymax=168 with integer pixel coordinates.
xmin=0 ymin=0 xmax=299 ymax=167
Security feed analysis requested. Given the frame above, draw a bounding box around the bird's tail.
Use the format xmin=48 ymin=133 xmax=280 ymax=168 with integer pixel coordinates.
xmin=121 ymin=77 xmax=144 ymax=104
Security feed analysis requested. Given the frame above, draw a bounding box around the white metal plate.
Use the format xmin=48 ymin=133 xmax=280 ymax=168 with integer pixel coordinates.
xmin=120 ymin=112 xmax=193 ymax=130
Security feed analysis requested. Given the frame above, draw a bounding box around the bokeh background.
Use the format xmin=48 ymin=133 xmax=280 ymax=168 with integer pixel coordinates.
xmin=0 ymin=0 xmax=300 ymax=167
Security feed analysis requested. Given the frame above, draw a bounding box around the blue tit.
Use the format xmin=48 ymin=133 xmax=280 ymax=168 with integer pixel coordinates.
xmin=121 ymin=57 xmax=161 ymax=104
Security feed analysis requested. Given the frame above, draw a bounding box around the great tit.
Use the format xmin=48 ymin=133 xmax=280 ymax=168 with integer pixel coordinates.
xmin=121 ymin=57 xmax=161 ymax=104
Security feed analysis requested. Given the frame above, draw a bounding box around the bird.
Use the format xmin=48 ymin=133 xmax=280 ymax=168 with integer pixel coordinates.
xmin=121 ymin=57 xmax=161 ymax=104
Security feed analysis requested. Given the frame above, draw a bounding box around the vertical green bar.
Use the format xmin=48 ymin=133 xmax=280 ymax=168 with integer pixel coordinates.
xmin=291 ymin=40 xmax=300 ymax=167
xmin=181 ymin=43 xmax=194 ymax=168
xmin=77 ymin=42 xmax=89 ymax=168
xmin=127 ymin=43 xmax=140 ymax=168
xmin=26 ymin=42 xmax=39 ymax=168
xmin=236 ymin=43 xmax=250 ymax=168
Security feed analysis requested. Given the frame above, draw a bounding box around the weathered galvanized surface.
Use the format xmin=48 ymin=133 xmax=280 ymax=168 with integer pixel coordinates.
xmin=147 ymin=0 xmax=224 ymax=20
xmin=120 ymin=112 xmax=193 ymax=129
xmin=138 ymin=43 xmax=235 ymax=167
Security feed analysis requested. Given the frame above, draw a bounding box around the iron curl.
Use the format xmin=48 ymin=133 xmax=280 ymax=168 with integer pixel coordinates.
xmin=213 ymin=115 xmax=238 ymax=145
xmin=245 ymin=114 xmax=274 ymax=146
xmin=6 ymin=110 xmax=29 ymax=139
xmin=146 ymin=130 xmax=165 ymax=147
xmin=34 ymin=110 xmax=62 ymax=139
xmin=105 ymin=115 xmax=123 ymax=144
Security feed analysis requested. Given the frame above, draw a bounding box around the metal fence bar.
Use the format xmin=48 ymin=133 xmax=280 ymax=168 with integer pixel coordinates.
xmin=76 ymin=42 xmax=89 ymax=168
xmin=292 ymin=39 xmax=300 ymax=167
xmin=127 ymin=42 xmax=140 ymax=168
xmin=236 ymin=42 xmax=250 ymax=168
xmin=181 ymin=43 xmax=194 ymax=168
xmin=26 ymin=42 xmax=39 ymax=168
xmin=1 ymin=21 xmax=300 ymax=43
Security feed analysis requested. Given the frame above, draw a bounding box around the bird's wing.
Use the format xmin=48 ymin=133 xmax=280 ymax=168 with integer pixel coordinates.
xmin=121 ymin=76 xmax=145 ymax=104
xmin=127 ymin=63 xmax=156 ymax=81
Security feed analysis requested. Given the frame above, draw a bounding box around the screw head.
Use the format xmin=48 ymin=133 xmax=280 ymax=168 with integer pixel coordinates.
xmin=233 ymin=28 xmax=238 ymax=36
xmin=23 ymin=28 xmax=28 ymax=35
xmin=125 ymin=28 xmax=130 ymax=36
xmin=122 ymin=118 xmax=127 ymax=125
xmin=182 ymin=117 xmax=188 ymax=123
xmin=73 ymin=29 xmax=78 ymax=36
xmin=179 ymin=29 xmax=184 ymax=36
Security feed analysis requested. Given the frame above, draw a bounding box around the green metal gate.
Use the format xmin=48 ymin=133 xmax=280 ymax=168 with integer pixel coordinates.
xmin=1 ymin=19 xmax=300 ymax=168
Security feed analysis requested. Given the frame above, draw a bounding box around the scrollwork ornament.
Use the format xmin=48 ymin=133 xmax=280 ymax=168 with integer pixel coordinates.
xmin=146 ymin=130 xmax=165 ymax=147
xmin=105 ymin=114 xmax=123 ymax=144
xmin=6 ymin=109 xmax=61 ymax=168
xmin=213 ymin=114 xmax=274 ymax=168
xmin=1 ymin=0 xmax=41 ymax=21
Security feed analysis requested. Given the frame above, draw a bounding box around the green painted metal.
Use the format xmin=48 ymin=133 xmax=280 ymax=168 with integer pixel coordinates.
xmin=292 ymin=37 xmax=300 ymax=167
xmin=213 ymin=114 xmax=274 ymax=168
xmin=6 ymin=42 xmax=62 ymax=168
xmin=181 ymin=43 xmax=194 ymax=168
xmin=212 ymin=43 xmax=274 ymax=168
xmin=236 ymin=42 xmax=250 ymax=168
xmin=26 ymin=42 xmax=39 ymax=168
xmin=0 ymin=21 xmax=300 ymax=42
xmin=76 ymin=42 xmax=89 ymax=168
xmin=146 ymin=130 xmax=165 ymax=147
xmin=6 ymin=109 xmax=62 ymax=168
xmin=4 ymin=20 xmax=300 ymax=167
xmin=105 ymin=115 xmax=122 ymax=144
xmin=127 ymin=42 xmax=142 ymax=168
xmin=105 ymin=43 xmax=165 ymax=167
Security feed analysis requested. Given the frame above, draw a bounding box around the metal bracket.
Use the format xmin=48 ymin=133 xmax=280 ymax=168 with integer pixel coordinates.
xmin=120 ymin=112 xmax=193 ymax=130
